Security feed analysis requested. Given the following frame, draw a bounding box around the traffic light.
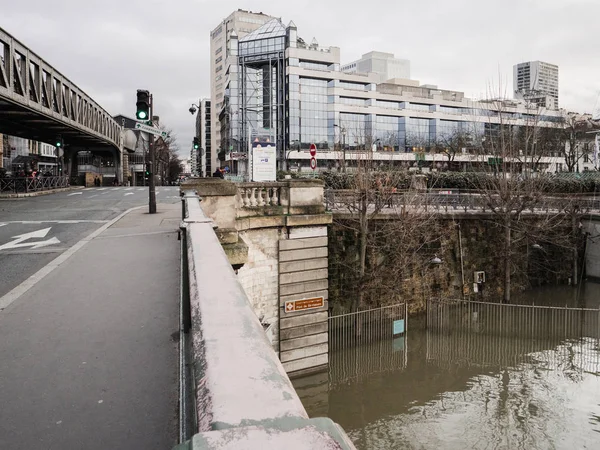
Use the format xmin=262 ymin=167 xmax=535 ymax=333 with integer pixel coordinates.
xmin=136 ymin=90 xmax=150 ymax=121
xmin=193 ymin=137 xmax=199 ymax=150
xmin=55 ymin=135 xmax=64 ymax=148
xmin=145 ymin=161 xmax=152 ymax=176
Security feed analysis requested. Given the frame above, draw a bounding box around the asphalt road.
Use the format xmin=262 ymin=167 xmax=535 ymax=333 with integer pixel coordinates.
xmin=0 ymin=186 xmax=181 ymax=299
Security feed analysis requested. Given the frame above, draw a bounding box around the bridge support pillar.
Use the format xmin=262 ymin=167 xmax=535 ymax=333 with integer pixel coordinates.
xmin=182 ymin=179 xmax=332 ymax=377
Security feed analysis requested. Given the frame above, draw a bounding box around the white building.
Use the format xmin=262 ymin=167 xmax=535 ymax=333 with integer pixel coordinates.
xmin=513 ymin=61 xmax=559 ymax=110
xmin=210 ymin=10 xmax=275 ymax=161
xmin=341 ymin=51 xmax=410 ymax=83
xmin=195 ymin=98 xmax=211 ymax=176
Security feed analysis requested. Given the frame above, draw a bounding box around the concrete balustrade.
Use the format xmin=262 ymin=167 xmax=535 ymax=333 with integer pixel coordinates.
xmin=176 ymin=190 xmax=354 ymax=449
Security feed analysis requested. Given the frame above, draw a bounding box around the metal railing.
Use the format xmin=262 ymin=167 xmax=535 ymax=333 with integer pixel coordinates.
xmin=328 ymin=304 xmax=408 ymax=387
xmin=427 ymin=298 xmax=600 ymax=341
xmin=329 ymin=304 xmax=407 ymax=350
xmin=0 ymin=176 xmax=69 ymax=193
xmin=325 ymin=188 xmax=600 ymax=214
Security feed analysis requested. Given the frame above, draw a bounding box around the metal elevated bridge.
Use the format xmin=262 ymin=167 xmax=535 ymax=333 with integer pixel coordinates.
xmin=0 ymin=26 xmax=122 ymax=156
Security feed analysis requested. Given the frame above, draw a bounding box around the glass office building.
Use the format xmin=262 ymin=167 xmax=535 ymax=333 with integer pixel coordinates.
xmin=219 ymin=18 xmax=564 ymax=176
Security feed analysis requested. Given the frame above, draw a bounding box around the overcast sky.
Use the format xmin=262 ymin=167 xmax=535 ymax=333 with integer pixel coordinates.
xmin=3 ymin=0 xmax=599 ymax=157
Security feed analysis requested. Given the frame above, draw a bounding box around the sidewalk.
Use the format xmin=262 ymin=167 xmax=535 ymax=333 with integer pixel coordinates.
xmin=0 ymin=203 xmax=181 ymax=449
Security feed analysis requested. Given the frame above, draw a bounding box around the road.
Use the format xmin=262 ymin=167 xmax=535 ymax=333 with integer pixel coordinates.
xmin=0 ymin=186 xmax=181 ymax=299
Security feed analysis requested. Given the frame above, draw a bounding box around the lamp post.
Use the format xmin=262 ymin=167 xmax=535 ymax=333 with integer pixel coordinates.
xmin=334 ymin=124 xmax=347 ymax=173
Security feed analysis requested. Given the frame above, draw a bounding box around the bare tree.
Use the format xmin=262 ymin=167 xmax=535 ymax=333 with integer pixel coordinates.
xmin=560 ymin=113 xmax=600 ymax=172
xmin=434 ymin=128 xmax=474 ymax=163
xmin=469 ymin=96 xmax=576 ymax=303
xmin=154 ymin=127 xmax=182 ymax=185
xmin=326 ymin=134 xmax=441 ymax=312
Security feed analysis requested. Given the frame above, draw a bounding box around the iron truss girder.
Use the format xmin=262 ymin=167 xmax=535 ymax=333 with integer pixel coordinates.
xmin=0 ymin=27 xmax=121 ymax=150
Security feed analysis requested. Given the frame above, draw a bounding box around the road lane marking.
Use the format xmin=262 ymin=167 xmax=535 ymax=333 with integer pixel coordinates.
xmin=124 ymin=193 xmax=134 ymax=196
xmin=0 ymin=205 xmax=145 ymax=312
xmin=125 ymin=188 xmax=133 ymax=191
xmin=111 ymin=188 xmax=119 ymax=191
xmin=0 ymin=227 xmax=61 ymax=251
xmin=88 ymin=195 xmax=99 ymax=198
xmin=67 ymin=192 xmax=83 ymax=196
xmin=0 ymin=223 xmax=6 ymax=228
xmin=98 ymin=188 xmax=107 ymax=191
xmin=0 ymin=220 xmax=110 ymax=224
xmin=137 ymin=188 xmax=145 ymax=191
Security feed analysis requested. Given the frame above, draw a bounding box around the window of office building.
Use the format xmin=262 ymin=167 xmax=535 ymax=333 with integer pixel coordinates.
xmin=339 ymin=97 xmax=365 ymax=107
xmin=404 ymin=117 xmax=432 ymax=146
xmin=339 ymin=81 xmax=367 ymax=91
xmin=299 ymin=61 xmax=331 ymax=71
xmin=374 ymin=116 xmax=401 ymax=151
xmin=289 ymin=78 xmax=329 ymax=149
xmin=339 ymin=112 xmax=368 ymax=148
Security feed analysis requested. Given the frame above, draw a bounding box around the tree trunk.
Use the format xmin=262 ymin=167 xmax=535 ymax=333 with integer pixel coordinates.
xmin=503 ymin=218 xmax=511 ymax=304
xmin=572 ymin=214 xmax=579 ymax=286
xmin=352 ymin=192 xmax=368 ymax=313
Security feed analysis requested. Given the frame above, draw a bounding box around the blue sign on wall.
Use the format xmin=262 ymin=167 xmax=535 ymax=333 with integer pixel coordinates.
xmin=393 ymin=319 xmax=405 ymax=335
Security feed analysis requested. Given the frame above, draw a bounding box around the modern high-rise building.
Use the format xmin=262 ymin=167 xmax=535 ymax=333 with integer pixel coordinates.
xmin=195 ymin=98 xmax=211 ymax=176
xmin=513 ymin=61 xmax=559 ymax=110
xmin=341 ymin=51 xmax=410 ymax=83
xmin=210 ymin=9 xmax=275 ymax=167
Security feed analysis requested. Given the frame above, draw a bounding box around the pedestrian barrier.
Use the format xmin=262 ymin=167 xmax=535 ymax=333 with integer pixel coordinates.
xmin=0 ymin=176 xmax=69 ymax=193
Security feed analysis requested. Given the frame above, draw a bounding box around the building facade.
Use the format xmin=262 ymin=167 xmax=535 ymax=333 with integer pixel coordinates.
xmin=195 ymin=98 xmax=212 ymax=176
xmin=513 ymin=61 xmax=559 ymax=109
xmin=210 ymin=10 xmax=275 ymax=168
xmin=216 ymin=17 xmax=568 ymax=178
xmin=341 ymin=51 xmax=410 ymax=83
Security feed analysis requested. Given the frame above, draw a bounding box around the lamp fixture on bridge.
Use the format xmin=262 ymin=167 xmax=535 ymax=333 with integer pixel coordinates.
xmin=136 ymin=90 xmax=151 ymax=121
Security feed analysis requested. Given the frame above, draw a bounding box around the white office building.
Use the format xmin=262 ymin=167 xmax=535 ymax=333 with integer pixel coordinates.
xmin=341 ymin=51 xmax=410 ymax=83
xmin=513 ymin=61 xmax=559 ymax=110
xmin=210 ymin=10 xmax=275 ymax=164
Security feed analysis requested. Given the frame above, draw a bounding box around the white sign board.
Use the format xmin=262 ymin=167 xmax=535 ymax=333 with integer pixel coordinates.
xmin=251 ymin=145 xmax=276 ymax=182
xmin=134 ymin=122 xmax=168 ymax=139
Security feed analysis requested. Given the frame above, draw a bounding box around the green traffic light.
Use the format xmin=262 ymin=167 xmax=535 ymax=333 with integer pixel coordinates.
xmin=137 ymin=110 xmax=148 ymax=120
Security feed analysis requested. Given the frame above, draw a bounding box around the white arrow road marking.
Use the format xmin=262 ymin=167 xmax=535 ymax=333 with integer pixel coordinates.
xmin=124 ymin=193 xmax=134 ymax=196
xmin=0 ymin=227 xmax=61 ymax=251
xmin=68 ymin=192 xmax=82 ymax=196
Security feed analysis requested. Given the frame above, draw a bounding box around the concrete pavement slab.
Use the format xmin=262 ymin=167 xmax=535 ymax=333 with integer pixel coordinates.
xmin=0 ymin=203 xmax=181 ymax=450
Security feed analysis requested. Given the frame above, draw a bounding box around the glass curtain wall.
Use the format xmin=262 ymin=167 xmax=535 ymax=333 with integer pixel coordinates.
xmin=237 ymin=20 xmax=286 ymax=168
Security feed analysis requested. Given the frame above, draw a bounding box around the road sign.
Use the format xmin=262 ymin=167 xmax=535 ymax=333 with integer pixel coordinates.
xmin=309 ymin=143 xmax=317 ymax=157
xmin=310 ymin=157 xmax=317 ymax=170
xmin=0 ymin=227 xmax=60 ymax=251
xmin=284 ymin=296 xmax=324 ymax=313
xmin=134 ymin=122 xmax=168 ymax=139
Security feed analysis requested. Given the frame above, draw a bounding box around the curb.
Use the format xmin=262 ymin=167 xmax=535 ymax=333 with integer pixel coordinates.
xmin=0 ymin=186 xmax=84 ymax=199
xmin=0 ymin=205 xmax=145 ymax=312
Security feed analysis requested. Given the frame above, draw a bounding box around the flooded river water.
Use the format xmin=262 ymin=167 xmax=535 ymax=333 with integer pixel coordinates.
xmin=293 ymin=284 xmax=600 ymax=449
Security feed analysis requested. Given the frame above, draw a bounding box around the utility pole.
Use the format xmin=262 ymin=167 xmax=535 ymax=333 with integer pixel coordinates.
xmin=149 ymin=93 xmax=157 ymax=214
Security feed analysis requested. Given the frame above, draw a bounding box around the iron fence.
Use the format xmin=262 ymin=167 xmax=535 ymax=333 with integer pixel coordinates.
xmin=329 ymin=304 xmax=408 ymax=350
xmin=427 ymin=298 xmax=600 ymax=341
xmin=325 ymin=189 xmax=600 ymax=214
xmin=328 ymin=304 xmax=408 ymax=386
xmin=0 ymin=176 xmax=69 ymax=193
